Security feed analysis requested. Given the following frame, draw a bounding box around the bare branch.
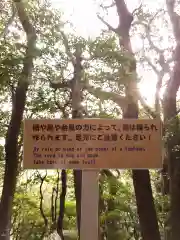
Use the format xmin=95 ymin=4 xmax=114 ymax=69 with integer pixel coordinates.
xmin=138 ymin=93 xmax=157 ymax=118
xmin=98 ymin=0 xmax=134 ymax=51
xmin=141 ymin=54 xmax=167 ymax=117
xmin=100 ymin=2 xmax=115 ymax=9
xmin=132 ymin=3 xmax=143 ymax=16
xmin=97 ymin=14 xmax=119 ymax=33
xmin=141 ymin=10 xmax=165 ymax=53
xmin=146 ymin=32 xmax=163 ymax=54
xmin=142 ymin=56 xmax=159 ymax=75
xmin=154 ymin=53 xmax=170 ymax=115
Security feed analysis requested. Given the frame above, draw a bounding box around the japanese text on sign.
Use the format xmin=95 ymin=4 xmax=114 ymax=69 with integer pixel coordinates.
xmin=23 ymin=119 xmax=162 ymax=169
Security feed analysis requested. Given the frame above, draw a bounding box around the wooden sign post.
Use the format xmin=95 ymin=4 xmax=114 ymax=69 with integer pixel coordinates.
xmin=80 ymin=170 xmax=99 ymax=240
xmin=23 ymin=118 xmax=162 ymax=239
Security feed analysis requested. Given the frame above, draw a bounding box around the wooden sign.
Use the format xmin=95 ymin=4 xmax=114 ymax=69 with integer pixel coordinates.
xmin=23 ymin=119 xmax=162 ymax=169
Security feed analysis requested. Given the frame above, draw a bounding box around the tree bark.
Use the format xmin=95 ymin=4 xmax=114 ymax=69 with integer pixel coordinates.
xmin=164 ymin=0 xmax=180 ymax=238
xmin=56 ymin=32 xmax=83 ymax=239
xmin=39 ymin=173 xmax=48 ymax=239
xmin=0 ymin=1 xmax=36 ymax=239
xmin=114 ymin=1 xmax=161 ymax=239
xmin=57 ymin=170 xmax=67 ymax=240
xmin=71 ymin=45 xmax=83 ymax=239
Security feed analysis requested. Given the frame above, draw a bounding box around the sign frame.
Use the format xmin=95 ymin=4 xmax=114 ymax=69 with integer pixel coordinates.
xmin=23 ymin=118 xmax=162 ymax=169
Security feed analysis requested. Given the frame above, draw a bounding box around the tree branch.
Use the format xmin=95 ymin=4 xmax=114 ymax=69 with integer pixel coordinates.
xmin=50 ymin=81 xmax=70 ymax=90
xmin=142 ymin=56 xmax=159 ymax=75
xmin=97 ymin=15 xmax=119 ymax=34
xmin=154 ymin=53 xmax=170 ymax=115
xmin=166 ymin=0 xmax=180 ymax=41
xmin=138 ymin=93 xmax=157 ymax=118
xmin=100 ymin=2 xmax=116 ymax=9
xmin=84 ymin=82 xmax=126 ymax=108
xmin=137 ymin=10 xmax=164 ymax=53
xmin=132 ymin=3 xmax=143 ymax=16
xmin=97 ymin=3 xmax=158 ymax=118
xmin=60 ymin=30 xmax=75 ymax=65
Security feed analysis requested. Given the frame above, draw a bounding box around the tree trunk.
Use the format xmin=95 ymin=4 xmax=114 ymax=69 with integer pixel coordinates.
xmin=163 ymin=66 xmax=180 ymax=240
xmin=71 ymin=45 xmax=83 ymax=239
xmin=0 ymin=1 xmax=36 ymax=239
xmin=57 ymin=170 xmax=67 ymax=239
xmin=123 ymin=99 xmax=160 ymax=240
xmin=164 ymin=1 xmax=180 ymax=239
xmin=114 ymin=1 xmax=161 ymax=239
xmin=73 ymin=170 xmax=82 ymax=238
xmin=58 ymin=32 xmax=83 ymax=239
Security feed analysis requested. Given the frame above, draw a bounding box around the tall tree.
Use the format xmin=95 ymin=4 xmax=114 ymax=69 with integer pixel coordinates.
xmin=71 ymin=44 xmax=83 ymax=239
xmin=0 ymin=0 xmax=36 ymax=239
xmin=51 ymin=32 xmax=84 ymax=238
xmin=97 ymin=0 xmax=161 ymax=239
xmin=164 ymin=0 xmax=180 ymax=238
